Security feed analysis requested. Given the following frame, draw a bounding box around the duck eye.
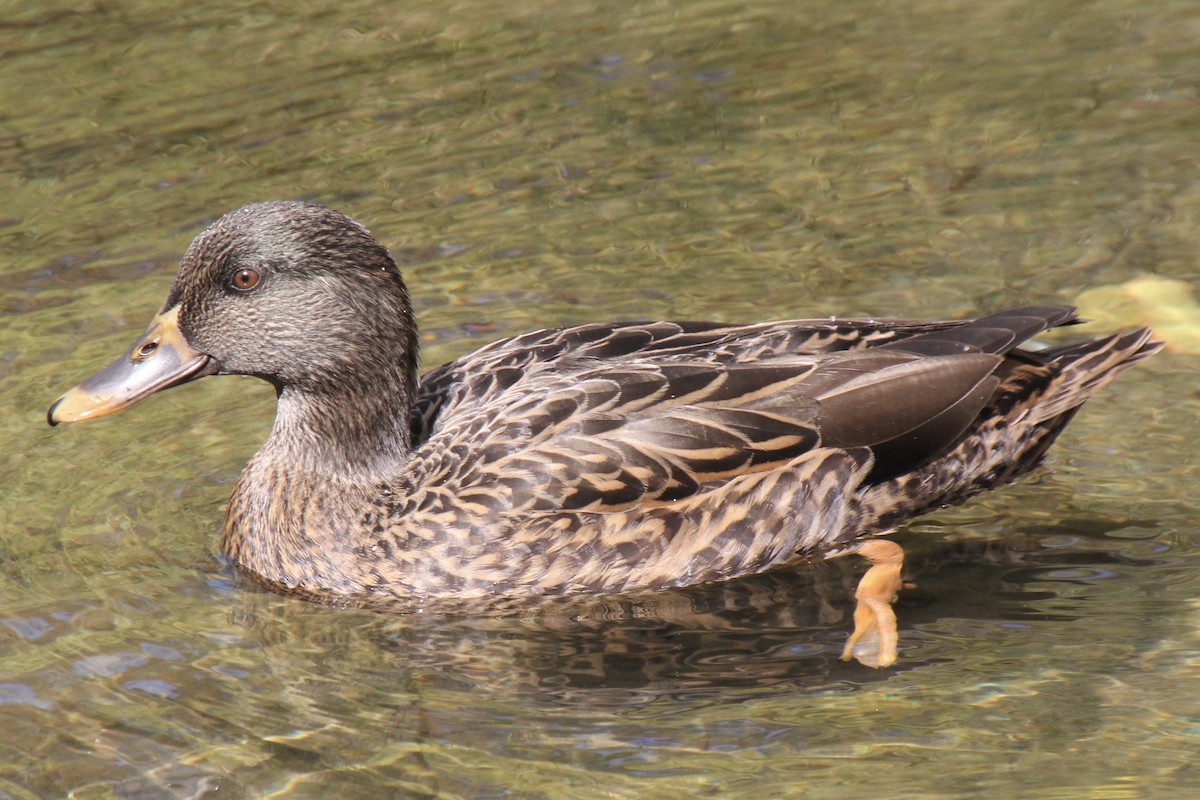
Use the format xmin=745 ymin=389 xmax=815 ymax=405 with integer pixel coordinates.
xmin=231 ymin=269 xmax=261 ymax=291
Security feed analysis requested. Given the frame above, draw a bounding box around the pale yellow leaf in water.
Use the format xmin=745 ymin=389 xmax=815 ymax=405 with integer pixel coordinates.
xmin=1076 ymin=275 xmax=1200 ymax=354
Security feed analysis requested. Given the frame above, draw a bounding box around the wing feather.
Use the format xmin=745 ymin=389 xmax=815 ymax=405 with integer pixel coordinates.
xmin=404 ymin=310 xmax=1073 ymax=519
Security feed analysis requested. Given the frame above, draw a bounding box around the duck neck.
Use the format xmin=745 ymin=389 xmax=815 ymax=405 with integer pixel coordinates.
xmin=220 ymin=367 xmax=417 ymax=596
xmin=267 ymin=366 xmax=417 ymax=483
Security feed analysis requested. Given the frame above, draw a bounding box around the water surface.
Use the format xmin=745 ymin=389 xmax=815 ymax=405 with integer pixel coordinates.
xmin=2 ymin=0 xmax=1199 ymax=797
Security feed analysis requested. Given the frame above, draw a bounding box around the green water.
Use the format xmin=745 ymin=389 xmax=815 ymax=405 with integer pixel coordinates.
xmin=2 ymin=0 xmax=1199 ymax=797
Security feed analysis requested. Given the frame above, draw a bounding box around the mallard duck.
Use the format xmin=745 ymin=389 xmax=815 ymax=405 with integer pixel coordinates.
xmin=48 ymin=201 xmax=1161 ymax=612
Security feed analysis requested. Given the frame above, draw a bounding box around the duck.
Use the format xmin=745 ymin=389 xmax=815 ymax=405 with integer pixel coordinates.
xmin=48 ymin=201 xmax=1162 ymax=614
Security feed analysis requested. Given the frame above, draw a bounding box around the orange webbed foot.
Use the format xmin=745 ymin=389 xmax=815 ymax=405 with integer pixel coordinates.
xmin=840 ymin=539 xmax=906 ymax=668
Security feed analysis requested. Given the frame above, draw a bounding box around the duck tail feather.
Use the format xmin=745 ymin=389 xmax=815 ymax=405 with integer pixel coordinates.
xmin=1028 ymin=327 xmax=1164 ymax=424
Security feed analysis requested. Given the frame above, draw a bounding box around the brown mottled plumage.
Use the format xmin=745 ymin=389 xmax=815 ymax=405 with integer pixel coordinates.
xmin=48 ymin=201 xmax=1162 ymax=608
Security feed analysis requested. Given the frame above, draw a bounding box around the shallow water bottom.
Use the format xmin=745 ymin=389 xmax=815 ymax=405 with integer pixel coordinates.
xmin=3 ymin=0 xmax=1200 ymax=796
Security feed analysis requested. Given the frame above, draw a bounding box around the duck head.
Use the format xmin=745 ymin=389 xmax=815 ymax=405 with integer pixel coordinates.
xmin=48 ymin=201 xmax=419 ymax=435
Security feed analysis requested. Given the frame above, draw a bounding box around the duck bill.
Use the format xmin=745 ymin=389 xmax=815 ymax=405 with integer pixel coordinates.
xmin=48 ymin=306 xmax=216 ymax=426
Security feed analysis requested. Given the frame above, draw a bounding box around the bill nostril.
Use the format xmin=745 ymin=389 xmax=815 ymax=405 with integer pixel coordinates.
xmin=137 ymin=341 xmax=159 ymax=359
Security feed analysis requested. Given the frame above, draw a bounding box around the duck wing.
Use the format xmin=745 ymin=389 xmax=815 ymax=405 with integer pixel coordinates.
xmin=411 ymin=317 xmax=974 ymax=444
xmin=405 ymin=309 xmax=1071 ymax=514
